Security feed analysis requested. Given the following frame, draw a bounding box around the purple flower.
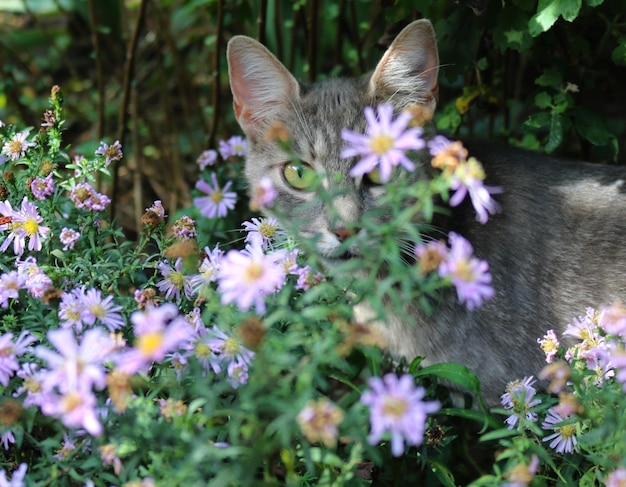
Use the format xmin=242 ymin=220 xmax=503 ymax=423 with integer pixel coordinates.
xmin=2 ymin=129 xmax=36 ymax=161
xmin=606 ymin=468 xmax=626 ymax=487
xmin=600 ymin=301 xmax=626 ymax=337
xmin=15 ymin=257 xmax=52 ymax=298
xmin=537 ymin=329 xmax=560 ymax=363
xmin=40 ymin=387 xmax=104 ymax=436
xmin=190 ymin=244 xmax=223 ymax=293
xmin=217 ymin=243 xmax=286 ymax=314
xmin=156 ymin=257 xmax=194 ymax=301
xmin=79 ymin=287 xmax=125 ymax=332
xmin=170 ymin=215 xmax=197 ymax=240
xmin=30 ymin=174 xmax=55 ymax=200
xmin=59 ymin=227 xmax=80 ymax=251
xmin=218 ymin=136 xmax=247 ymax=160
xmin=541 ymin=408 xmax=578 ymax=454
xmin=0 ymin=197 xmax=50 ymax=255
xmin=501 ymin=376 xmax=541 ymax=430
xmin=0 ymin=331 xmax=36 ymax=386
xmin=0 ymin=463 xmax=27 ymax=487
xmin=115 ymin=304 xmax=194 ymax=375
xmin=70 ymin=182 xmax=111 ymax=211
xmin=0 ymin=271 xmax=24 ymax=308
xmin=438 ymin=232 xmax=494 ymax=310
xmin=194 ymin=173 xmax=237 ymax=219
xmin=448 ymin=158 xmax=500 ymax=224
xmin=35 ymin=327 xmax=114 ymax=393
xmin=95 ymin=140 xmax=123 ymax=166
xmin=145 ymin=200 xmax=166 ymax=218
xmin=14 ymin=362 xmax=45 ymax=407
xmin=360 ymin=373 xmax=440 ymax=456
xmin=341 ymin=104 xmax=425 ymax=183
xmin=204 ymin=326 xmax=255 ymax=387
xmin=242 ymin=217 xmax=284 ymax=250
xmin=197 ymin=149 xmax=218 ymax=170
xmin=1 ymin=430 xmax=15 ymax=450
xmin=502 ymin=455 xmax=539 ymax=487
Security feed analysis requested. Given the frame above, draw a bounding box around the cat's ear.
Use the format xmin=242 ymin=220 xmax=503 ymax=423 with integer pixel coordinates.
xmin=227 ymin=36 xmax=300 ymax=141
xmin=369 ymin=19 xmax=439 ymax=115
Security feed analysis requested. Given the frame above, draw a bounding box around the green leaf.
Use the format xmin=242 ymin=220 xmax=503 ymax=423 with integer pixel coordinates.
xmin=585 ymin=0 xmax=604 ymax=5
xmin=426 ymin=458 xmax=457 ymax=487
xmin=535 ymin=68 xmax=563 ymax=88
xmin=611 ymin=39 xmax=626 ymax=67
xmin=413 ymin=362 xmax=481 ymax=394
xmin=545 ymin=112 xmax=564 ymax=152
xmin=524 ymin=111 xmax=551 ymax=129
xmin=529 ymin=0 xmax=582 ymax=37
xmin=573 ymin=107 xmax=614 ymax=146
xmin=534 ymin=91 xmax=553 ymax=109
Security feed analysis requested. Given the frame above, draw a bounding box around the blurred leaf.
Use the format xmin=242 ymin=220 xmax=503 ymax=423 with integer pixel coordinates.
xmin=529 ymin=0 xmax=582 ymax=37
xmin=413 ymin=362 xmax=481 ymax=395
xmin=545 ymin=112 xmax=564 ymax=152
xmin=573 ymin=107 xmax=615 ymax=147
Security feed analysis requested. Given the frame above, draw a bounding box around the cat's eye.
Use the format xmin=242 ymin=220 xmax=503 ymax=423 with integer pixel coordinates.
xmin=282 ymin=161 xmax=317 ymax=190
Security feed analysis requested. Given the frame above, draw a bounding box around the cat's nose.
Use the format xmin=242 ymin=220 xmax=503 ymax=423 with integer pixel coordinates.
xmin=333 ymin=227 xmax=353 ymax=242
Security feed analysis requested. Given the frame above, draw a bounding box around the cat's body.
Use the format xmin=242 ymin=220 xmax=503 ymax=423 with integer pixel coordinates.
xmin=226 ymin=20 xmax=626 ymax=405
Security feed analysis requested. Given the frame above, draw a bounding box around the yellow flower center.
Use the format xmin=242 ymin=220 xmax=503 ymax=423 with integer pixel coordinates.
xmin=454 ymin=259 xmax=474 ymax=282
xmin=62 ymin=391 xmax=83 ymax=413
xmin=138 ymin=332 xmax=164 ymax=356
xmin=558 ymin=423 xmax=576 ymax=438
xmin=210 ymin=190 xmax=224 ymax=203
xmin=23 ymin=218 xmax=39 ymax=236
xmin=224 ymin=337 xmax=240 ymax=355
xmin=169 ymin=271 xmax=185 ymax=289
xmin=258 ymin=222 xmax=277 ymax=239
xmin=195 ymin=342 xmax=212 ymax=359
xmin=244 ymin=262 xmax=264 ymax=283
xmin=369 ymin=134 xmax=394 ymax=155
xmin=8 ymin=140 xmax=23 ymax=155
xmin=88 ymin=303 xmax=106 ymax=319
xmin=382 ymin=397 xmax=408 ymax=418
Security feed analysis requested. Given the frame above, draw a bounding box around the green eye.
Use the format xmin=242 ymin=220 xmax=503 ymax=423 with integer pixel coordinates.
xmin=282 ymin=162 xmax=317 ymax=190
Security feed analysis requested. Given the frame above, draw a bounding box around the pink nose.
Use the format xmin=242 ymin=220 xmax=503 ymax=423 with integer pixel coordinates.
xmin=333 ymin=227 xmax=353 ymax=242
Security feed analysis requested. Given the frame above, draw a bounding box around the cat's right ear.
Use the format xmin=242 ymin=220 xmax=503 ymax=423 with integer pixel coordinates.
xmin=227 ymin=37 xmax=300 ymax=141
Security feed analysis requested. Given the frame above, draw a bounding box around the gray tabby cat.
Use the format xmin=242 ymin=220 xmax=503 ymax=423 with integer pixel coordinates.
xmin=226 ymin=19 xmax=626 ymax=405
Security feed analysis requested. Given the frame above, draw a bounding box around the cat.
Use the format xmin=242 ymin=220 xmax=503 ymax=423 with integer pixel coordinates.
xmin=226 ymin=19 xmax=626 ymax=406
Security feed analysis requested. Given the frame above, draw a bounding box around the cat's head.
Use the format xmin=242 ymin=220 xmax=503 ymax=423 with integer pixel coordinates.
xmin=227 ymin=20 xmax=440 ymax=262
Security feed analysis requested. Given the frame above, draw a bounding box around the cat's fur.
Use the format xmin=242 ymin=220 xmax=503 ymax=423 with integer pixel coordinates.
xmin=226 ymin=19 xmax=626 ymax=405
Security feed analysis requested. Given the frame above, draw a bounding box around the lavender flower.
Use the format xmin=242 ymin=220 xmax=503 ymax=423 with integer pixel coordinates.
xmin=40 ymin=387 xmax=104 ymax=436
xmin=190 ymin=244 xmax=223 ymax=294
xmin=0 ymin=331 xmax=37 ymax=386
xmin=59 ymin=227 xmax=81 ymax=251
xmin=30 ymin=173 xmax=55 ymax=200
xmin=70 ymin=182 xmax=111 ymax=212
xmin=0 ymin=463 xmax=27 ymax=487
xmin=95 ymin=140 xmax=123 ymax=166
xmin=197 ymin=149 xmax=218 ymax=170
xmin=360 ymin=373 xmax=440 ymax=456
xmin=341 ymin=104 xmax=425 ymax=183
xmin=217 ymin=243 xmax=286 ymax=314
xmin=2 ymin=129 xmax=36 ymax=161
xmin=218 ymin=135 xmax=247 ymax=160
xmin=15 ymin=257 xmax=52 ymax=298
xmin=542 ymin=408 xmax=578 ymax=454
xmin=204 ymin=326 xmax=255 ymax=387
xmin=194 ymin=173 xmax=237 ymax=219
xmin=501 ymin=376 xmax=541 ymax=430
xmin=242 ymin=217 xmax=284 ymax=250
xmin=170 ymin=215 xmax=197 ymax=240
xmin=438 ymin=232 xmax=494 ymax=310
xmin=156 ymin=257 xmax=194 ymax=301
xmin=80 ymin=287 xmax=125 ymax=332
xmin=249 ymin=176 xmax=277 ymax=211
xmin=0 ymin=197 xmax=50 ymax=255
xmin=0 ymin=271 xmax=24 ymax=308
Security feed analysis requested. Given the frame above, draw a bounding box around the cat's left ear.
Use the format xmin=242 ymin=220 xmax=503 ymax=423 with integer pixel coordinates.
xmin=369 ymin=19 xmax=439 ymax=115
xmin=227 ymin=36 xmax=300 ymax=141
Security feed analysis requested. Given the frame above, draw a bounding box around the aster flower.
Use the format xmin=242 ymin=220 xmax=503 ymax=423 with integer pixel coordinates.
xmin=58 ymin=289 xmax=86 ymax=332
xmin=194 ymin=173 xmax=237 ymax=219
xmin=59 ymin=227 xmax=80 ymax=251
xmin=218 ymin=135 xmax=247 ymax=160
xmin=249 ymin=176 xmax=277 ymax=211
xmin=360 ymin=373 xmax=440 ymax=457
xmin=2 ymin=129 xmax=36 ymax=161
xmin=189 ymin=244 xmax=223 ymax=293
xmin=142 ymin=200 xmax=167 ymax=227
xmin=414 ymin=239 xmax=449 ymax=275
xmin=14 ymin=362 xmax=46 ymax=407
xmin=35 ymin=327 xmax=114 ymax=393
xmin=541 ymin=408 xmax=579 ymax=454
xmin=1 ymin=430 xmax=15 ymax=451
xmin=428 ymin=135 xmax=468 ymax=175
xmin=502 ymin=455 xmax=539 ymax=487
xmin=197 ymin=149 xmax=218 ymax=170
xmin=15 ymin=257 xmax=52 ymax=298
xmin=30 ymin=173 xmax=55 ymax=200
xmin=79 ymin=287 xmax=125 ymax=332
xmin=341 ymin=104 xmax=425 ymax=183
xmin=501 ymin=376 xmax=542 ymax=430
xmin=242 ymin=217 xmax=284 ymax=250
xmin=0 ymin=331 xmax=37 ymax=386
xmin=0 ymin=463 xmax=27 ymax=487
xmin=605 ymin=467 xmax=626 ymax=487
xmin=538 ymin=329 xmax=560 ymax=363
xmin=115 ymin=304 xmax=194 ymax=375
xmin=217 ymin=243 xmax=286 ymax=314
xmin=438 ymin=232 xmax=494 ymax=310
xmin=448 ymin=158 xmax=500 ymax=224
xmin=204 ymin=326 xmax=255 ymax=387
xmin=0 ymin=197 xmax=50 ymax=255
xmin=70 ymin=182 xmax=111 ymax=211
xmin=0 ymin=271 xmax=24 ymax=308
xmin=600 ymin=301 xmax=626 ymax=337
xmin=170 ymin=215 xmax=197 ymax=240
xmin=40 ymin=387 xmax=103 ymax=436
xmin=95 ymin=140 xmax=123 ymax=166
xmin=156 ymin=257 xmax=194 ymax=301
xmin=297 ymin=398 xmax=345 ymax=448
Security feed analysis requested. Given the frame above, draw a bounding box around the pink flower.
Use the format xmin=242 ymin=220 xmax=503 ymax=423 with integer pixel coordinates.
xmin=30 ymin=174 xmax=55 ymax=200
xmin=448 ymin=158 xmax=500 ymax=224
xmin=0 ymin=197 xmax=50 ymax=255
xmin=360 ymin=373 xmax=440 ymax=456
xmin=218 ymin=136 xmax=247 ymax=159
xmin=40 ymin=387 xmax=103 ymax=436
xmin=0 ymin=331 xmax=36 ymax=386
xmin=249 ymin=176 xmax=277 ymax=211
xmin=341 ymin=104 xmax=425 ymax=183
xmin=2 ymin=129 xmax=36 ymax=161
xmin=156 ymin=257 xmax=194 ymax=301
xmin=217 ymin=243 xmax=286 ymax=314
xmin=197 ymin=149 xmax=218 ymax=170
